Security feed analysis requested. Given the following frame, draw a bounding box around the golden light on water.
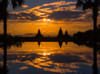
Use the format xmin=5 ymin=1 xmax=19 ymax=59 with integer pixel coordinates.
xmin=0 ymin=42 xmax=97 ymax=74
xmin=43 ymin=52 xmax=50 ymax=56
xmin=42 ymin=53 xmax=46 ymax=56
xmin=37 ymin=50 xmax=51 ymax=56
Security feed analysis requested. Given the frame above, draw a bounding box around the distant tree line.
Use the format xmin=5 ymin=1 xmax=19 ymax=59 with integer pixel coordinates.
xmin=73 ymin=25 xmax=100 ymax=42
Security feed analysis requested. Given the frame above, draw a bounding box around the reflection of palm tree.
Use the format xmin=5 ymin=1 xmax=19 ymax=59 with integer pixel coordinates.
xmin=93 ymin=48 xmax=98 ymax=74
xmin=3 ymin=41 xmax=7 ymax=74
xmin=0 ymin=64 xmax=3 ymax=74
xmin=0 ymin=0 xmax=24 ymax=37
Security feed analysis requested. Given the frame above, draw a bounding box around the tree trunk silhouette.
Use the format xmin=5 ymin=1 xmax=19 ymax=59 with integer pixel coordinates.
xmin=2 ymin=0 xmax=8 ymax=74
xmin=3 ymin=19 xmax=7 ymax=37
xmin=2 ymin=0 xmax=8 ymax=37
xmin=93 ymin=0 xmax=98 ymax=33
xmin=92 ymin=13 xmax=98 ymax=74
xmin=92 ymin=0 xmax=98 ymax=74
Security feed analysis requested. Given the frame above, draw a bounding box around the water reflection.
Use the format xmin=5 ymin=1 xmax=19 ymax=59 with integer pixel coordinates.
xmin=93 ymin=44 xmax=98 ymax=74
xmin=3 ymin=42 xmax=7 ymax=74
xmin=58 ymin=41 xmax=63 ymax=48
xmin=0 ymin=42 xmax=100 ymax=74
xmin=38 ymin=41 xmax=41 ymax=47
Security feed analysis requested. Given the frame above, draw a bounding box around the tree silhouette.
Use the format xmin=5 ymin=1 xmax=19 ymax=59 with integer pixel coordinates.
xmin=76 ymin=0 xmax=100 ymax=34
xmin=76 ymin=0 xmax=100 ymax=74
xmin=0 ymin=0 xmax=24 ymax=38
xmin=0 ymin=0 xmax=24 ymax=74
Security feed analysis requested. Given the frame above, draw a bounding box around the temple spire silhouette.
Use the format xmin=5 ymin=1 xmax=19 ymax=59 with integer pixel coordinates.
xmin=64 ymin=30 xmax=71 ymax=41
xmin=35 ymin=29 xmax=44 ymax=41
xmin=38 ymin=29 xmax=41 ymax=35
xmin=57 ymin=27 xmax=63 ymax=41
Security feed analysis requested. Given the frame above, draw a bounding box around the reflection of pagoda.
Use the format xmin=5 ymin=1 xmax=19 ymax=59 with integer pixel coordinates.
xmin=58 ymin=41 xmax=63 ymax=48
xmin=57 ymin=27 xmax=64 ymax=41
xmin=35 ymin=29 xmax=44 ymax=41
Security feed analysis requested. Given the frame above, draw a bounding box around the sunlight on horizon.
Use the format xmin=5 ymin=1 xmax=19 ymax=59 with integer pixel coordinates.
xmin=0 ymin=19 xmax=92 ymax=36
xmin=0 ymin=0 xmax=100 ymax=36
xmin=43 ymin=18 xmax=51 ymax=22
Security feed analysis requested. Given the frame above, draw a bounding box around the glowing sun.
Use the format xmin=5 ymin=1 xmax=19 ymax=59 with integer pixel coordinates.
xmin=43 ymin=18 xmax=51 ymax=22
xmin=43 ymin=52 xmax=50 ymax=56
xmin=43 ymin=19 xmax=46 ymax=21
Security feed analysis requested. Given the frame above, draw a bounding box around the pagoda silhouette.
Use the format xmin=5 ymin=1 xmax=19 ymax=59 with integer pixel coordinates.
xmin=57 ymin=27 xmax=64 ymax=41
xmin=64 ymin=31 xmax=71 ymax=41
xmin=35 ymin=29 xmax=44 ymax=41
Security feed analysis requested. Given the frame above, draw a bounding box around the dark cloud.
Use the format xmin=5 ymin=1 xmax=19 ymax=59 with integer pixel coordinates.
xmin=0 ymin=53 xmax=40 ymax=61
xmin=49 ymin=53 xmax=87 ymax=63
xmin=8 ymin=12 xmax=40 ymax=20
xmin=48 ymin=11 xmax=87 ymax=21
xmin=9 ymin=0 xmax=76 ymax=12
xmin=40 ymin=5 xmax=57 ymax=10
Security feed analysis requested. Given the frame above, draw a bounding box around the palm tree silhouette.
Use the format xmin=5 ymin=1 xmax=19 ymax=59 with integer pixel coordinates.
xmin=76 ymin=0 xmax=99 ymax=74
xmin=76 ymin=0 xmax=99 ymax=31
xmin=0 ymin=0 xmax=24 ymax=38
xmin=0 ymin=0 xmax=24 ymax=74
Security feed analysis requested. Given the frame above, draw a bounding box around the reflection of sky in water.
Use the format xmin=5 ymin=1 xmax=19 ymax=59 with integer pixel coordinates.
xmin=0 ymin=42 xmax=100 ymax=74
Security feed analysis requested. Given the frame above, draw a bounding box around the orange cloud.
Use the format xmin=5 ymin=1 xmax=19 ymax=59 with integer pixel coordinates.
xmin=10 ymin=1 xmax=77 ymax=18
xmin=22 ymin=5 xmax=29 ymax=8
xmin=42 ymin=1 xmax=76 ymax=7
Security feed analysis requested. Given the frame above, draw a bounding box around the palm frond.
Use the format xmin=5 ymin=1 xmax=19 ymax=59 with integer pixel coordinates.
xmin=76 ymin=0 xmax=94 ymax=10
xmin=12 ymin=0 xmax=17 ymax=9
xmin=17 ymin=0 xmax=24 ymax=5
xmin=11 ymin=0 xmax=24 ymax=9
xmin=99 ymin=0 xmax=100 ymax=6
xmin=0 ymin=3 xmax=2 ymax=21
xmin=76 ymin=0 xmax=83 ymax=8
xmin=83 ymin=1 xmax=93 ymax=10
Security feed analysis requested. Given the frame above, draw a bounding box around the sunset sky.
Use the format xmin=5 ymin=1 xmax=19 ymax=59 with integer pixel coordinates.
xmin=0 ymin=0 xmax=100 ymax=36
